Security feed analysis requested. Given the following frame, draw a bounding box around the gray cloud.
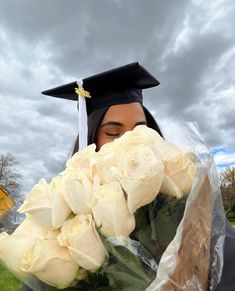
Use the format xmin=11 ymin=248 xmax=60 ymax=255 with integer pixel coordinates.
xmin=0 ymin=0 xmax=234 ymax=193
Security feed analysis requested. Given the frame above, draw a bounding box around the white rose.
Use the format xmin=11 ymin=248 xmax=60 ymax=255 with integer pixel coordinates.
xmin=58 ymin=214 xmax=107 ymax=272
xmin=18 ymin=178 xmax=54 ymax=229
xmin=160 ymin=174 xmax=182 ymax=198
xmin=112 ymin=142 xmax=163 ymax=213
xmin=61 ymin=169 xmax=93 ymax=214
xmin=131 ymin=125 xmax=184 ymax=160
xmin=18 ymin=177 xmax=72 ymax=230
xmin=0 ymin=215 xmax=62 ymax=279
xmin=66 ymin=144 xmax=97 ymax=170
xmin=21 ymin=239 xmax=79 ymax=289
xmin=164 ymin=153 xmax=196 ymax=195
xmin=14 ymin=215 xmax=60 ymax=240
xmin=134 ymin=125 xmax=196 ymax=197
xmin=92 ymin=182 xmax=135 ymax=237
xmin=0 ymin=232 xmax=34 ymax=278
xmin=121 ymin=125 xmax=166 ymax=157
xmin=90 ymin=141 xmax=121 ymax=184
xmin=50 ymin=175 xmax=72 ymax=228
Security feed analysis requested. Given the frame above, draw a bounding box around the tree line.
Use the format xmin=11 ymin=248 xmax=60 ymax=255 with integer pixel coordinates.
xmin=220 ymin=167 xmax=235 ymax=221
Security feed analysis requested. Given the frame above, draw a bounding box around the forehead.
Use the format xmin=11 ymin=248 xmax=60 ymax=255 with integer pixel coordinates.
xmin=101 ymin=102 xmax=146 ymax=122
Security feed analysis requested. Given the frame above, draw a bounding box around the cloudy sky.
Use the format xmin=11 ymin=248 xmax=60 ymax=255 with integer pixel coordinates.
xmin=0 ymin=0 xmax=234 ymax=195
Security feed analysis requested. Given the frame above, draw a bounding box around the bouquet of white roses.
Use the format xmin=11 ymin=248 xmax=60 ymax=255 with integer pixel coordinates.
xmin=0 ymin=124 xmax=225 ymax=290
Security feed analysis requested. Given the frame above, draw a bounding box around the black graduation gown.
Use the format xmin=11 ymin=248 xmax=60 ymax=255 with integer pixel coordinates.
xmin=215 ymin=219 xmax=235 ymax=291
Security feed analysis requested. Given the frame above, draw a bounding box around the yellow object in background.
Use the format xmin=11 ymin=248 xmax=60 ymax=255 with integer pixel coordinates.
xmin=0 ymin=186 xmax=15 ymax=218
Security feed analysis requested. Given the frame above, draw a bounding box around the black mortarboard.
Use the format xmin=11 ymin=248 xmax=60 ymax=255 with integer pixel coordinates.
xmin=41 ymin=62 xmax=159 ymax=115
xmin=41 ymin=62 xmax=160 ymax=150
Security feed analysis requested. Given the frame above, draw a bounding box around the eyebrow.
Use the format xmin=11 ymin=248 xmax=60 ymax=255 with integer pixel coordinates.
xmin=100 ymin=120 xmax=147 ymax=128
xmin=100 ymin=121 xmax=123 ymax=128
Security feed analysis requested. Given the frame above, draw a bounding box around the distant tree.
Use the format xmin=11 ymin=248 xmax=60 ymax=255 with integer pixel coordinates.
xmin=220 ymin=167 xmax=235 ymax=220
xmin=0 ymin=153 xmax=22 ymax=197
xmin=0 ymin=153 xmax=23 ymax=232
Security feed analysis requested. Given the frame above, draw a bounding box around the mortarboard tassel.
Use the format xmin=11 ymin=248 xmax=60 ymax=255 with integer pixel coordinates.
xmin=75 ymin=79 xmax=91 ymax=151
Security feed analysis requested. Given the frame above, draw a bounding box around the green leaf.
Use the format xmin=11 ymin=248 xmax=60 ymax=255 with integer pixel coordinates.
xmin=46 ymin=273 xmax=110 ymax=291
xmin=101 ymin=238 xmax=156 ymax=291
xmin=132 ymin=194 xmax=187 ymax=263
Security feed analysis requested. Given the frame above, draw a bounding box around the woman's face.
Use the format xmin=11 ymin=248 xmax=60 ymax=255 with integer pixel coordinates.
xmin=96 ymin=102 xmax=147 ymax=150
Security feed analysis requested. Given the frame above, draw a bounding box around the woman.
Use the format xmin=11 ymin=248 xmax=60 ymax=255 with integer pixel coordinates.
xmin=22 ymin=63 xmax=234 ymax=290
xmin=42 ymin=62 xmax=163 ymax=152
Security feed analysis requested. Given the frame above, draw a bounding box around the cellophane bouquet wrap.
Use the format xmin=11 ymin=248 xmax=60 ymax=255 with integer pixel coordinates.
xmin=0 ymin=123 xmax=225 ymax=291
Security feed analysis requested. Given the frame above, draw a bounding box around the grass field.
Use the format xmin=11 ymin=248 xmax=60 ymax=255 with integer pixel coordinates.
xmin=0 ymin=264 xmax=22 ymax=291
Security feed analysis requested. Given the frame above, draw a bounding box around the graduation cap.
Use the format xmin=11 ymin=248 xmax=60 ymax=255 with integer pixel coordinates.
xmin=42 ymin=62 xmax=160 ymax=150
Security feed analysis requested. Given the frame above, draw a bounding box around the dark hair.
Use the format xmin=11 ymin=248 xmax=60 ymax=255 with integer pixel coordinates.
xmin=72 ymin=104 xmax=163 ymax=155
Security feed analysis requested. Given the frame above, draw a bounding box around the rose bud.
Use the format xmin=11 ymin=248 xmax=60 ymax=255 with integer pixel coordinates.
xmin=58 ymin=214 xmax=107 ymax=272
xmin=92 ymin=182 xmax=136 ymax=237
xmin=21 ymin=239 xmax=79 ymax=289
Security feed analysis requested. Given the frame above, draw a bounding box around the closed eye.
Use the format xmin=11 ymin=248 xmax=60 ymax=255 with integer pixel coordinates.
xmin=105 ymin=132 xmax=121 ymax=137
